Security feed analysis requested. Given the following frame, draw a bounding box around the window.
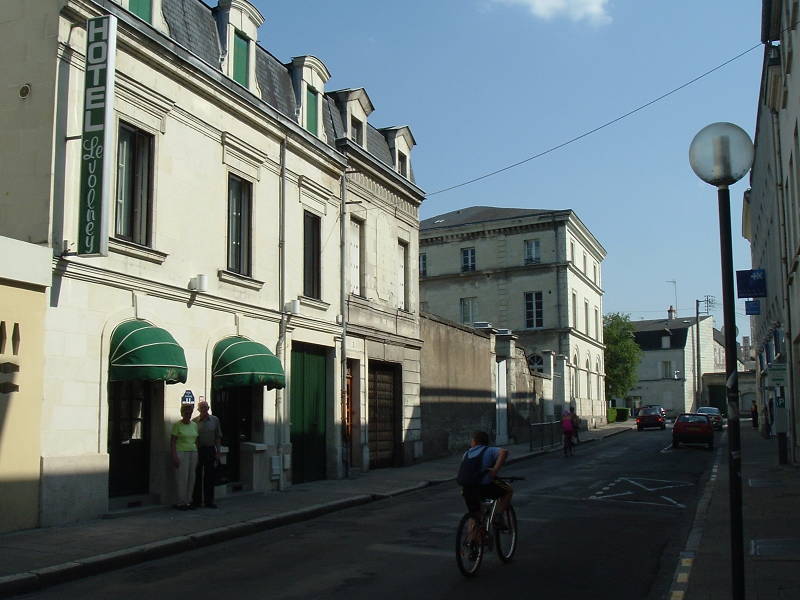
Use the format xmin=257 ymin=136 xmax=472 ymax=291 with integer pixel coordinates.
xmin=661 ymin=335 xmax=670 ymax=349
xmin=661 ymin=361 xmax=672 ymax=379
xmin=306 ymin=87 xmax=319 ymax=135
xmin=571 ymin=292 xmax=577 ymax=328
xmin=397 ymin=241 xmax=408 ymax=310
xmin=586 ymin=361 xmax=592 ymax=400
xmin=593 ymin=263 xmax=598 ymax=284
xmin=349 ymin=218 xmax=364 ymax=296
xmin=528 ymin=354 xmax=544 ymax=374
xmin=584 ymin=300 xmax=589 ymax=335
xmin=570 ymin=241 xmax=575 ymax=262
xmin=594 ymin=308 xmax=599 ymax=339
xmin=350 ymin=116 xmax=364 ymax=145
xmin=461 ymin=247 xmax=476 ymax=272
xmin=460 ymin=297 xmax=477 ymax=324
xmin=115 ymin=123 xmax=153 ymax=246
xmin=524 ymin=239 xmax=541 ymax=264
xmin=227 ymin=174 xmax=252 ymax=276
xmin=233 ymin=31 xmax=249 ymax=86
xmin=524 ymin=291 xmax=543 ymax=328
xmin=397 ymin=151 xmax=408 ymax=177
xmin=583 ymin=253 xmax=587 ymax=273
xmin=129 ymin=0 xmax=152 ymax=22
xmin=419 ymin=252 xmax=427 ymax=277
xmin=303 ymin=211 xmax=321 ymax=298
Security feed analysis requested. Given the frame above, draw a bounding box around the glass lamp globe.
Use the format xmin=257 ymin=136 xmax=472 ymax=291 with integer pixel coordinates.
xmin=689 ymin=122 xmax=754 ymax=186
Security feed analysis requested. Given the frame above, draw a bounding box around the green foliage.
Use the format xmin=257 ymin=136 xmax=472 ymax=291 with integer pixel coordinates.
xmin=607 ymin=407 xmax=617 ymax=423
xmin=603 ymin=313 xmax=642 ymax=401
xmin=615 ymin=407 xmax=629 ymax=421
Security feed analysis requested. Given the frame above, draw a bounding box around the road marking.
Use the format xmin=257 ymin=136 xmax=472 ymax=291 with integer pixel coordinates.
xmin=589 ymin=477 xmax=692 ymax=508
xmin=368 ymin=543 xmax=452 ymax=559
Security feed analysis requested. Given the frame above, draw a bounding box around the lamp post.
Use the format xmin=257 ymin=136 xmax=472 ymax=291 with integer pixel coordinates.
xmin=689 ymin=122 xmax=754 ymax=600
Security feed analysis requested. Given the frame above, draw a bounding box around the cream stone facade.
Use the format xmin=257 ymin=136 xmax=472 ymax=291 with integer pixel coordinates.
xmin=0 ymin=0 xmax=422 ymax=528
xmin=746 ymin=0 xmax=800 ymax=461
xmin=419 ymin=207 xmax=606 ymax=426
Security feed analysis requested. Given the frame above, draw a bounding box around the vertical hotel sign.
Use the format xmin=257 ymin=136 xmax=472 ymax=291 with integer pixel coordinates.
xmin=77 ymin=15 xmax=117 ymax=256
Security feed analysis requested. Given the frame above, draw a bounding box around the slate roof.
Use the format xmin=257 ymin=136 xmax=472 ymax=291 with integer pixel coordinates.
xmin=631 ymin=316 xmax=709 ymax=351
xmin=420 ymin=206 xmax=563 ymax=232
xmin=148 ymin=0 xmax=406 ymax=182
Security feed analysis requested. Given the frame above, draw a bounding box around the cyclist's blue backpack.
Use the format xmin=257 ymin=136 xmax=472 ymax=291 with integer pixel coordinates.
xmin=456 ymin=446 xmax=488 ymax=486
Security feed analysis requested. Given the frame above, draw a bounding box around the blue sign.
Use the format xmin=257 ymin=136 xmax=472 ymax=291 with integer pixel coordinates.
xmin=745 ymin=300 xmax=760 ymax=315
xmin=736 ymin=269 xmax=766 ymax=298
xmin=181 ymin=390 xmax=195 ymax=404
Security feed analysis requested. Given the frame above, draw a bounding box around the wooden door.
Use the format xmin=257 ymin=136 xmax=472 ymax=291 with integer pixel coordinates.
xmin=290 ymin=345 xmax=327 ymax=483
xmin=368 ymin=363 xmax=400 ymax=468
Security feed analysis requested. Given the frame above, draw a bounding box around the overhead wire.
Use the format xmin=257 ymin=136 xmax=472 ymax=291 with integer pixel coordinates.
xmin=426 ymin=41 xmax=764 ymax=198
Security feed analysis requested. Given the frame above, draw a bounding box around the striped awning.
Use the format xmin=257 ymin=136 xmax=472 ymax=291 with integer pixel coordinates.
xmin=109 ymin=320 xmax=188 ymax=384
xmin=212 ymin=336 xmax=285 ymax=390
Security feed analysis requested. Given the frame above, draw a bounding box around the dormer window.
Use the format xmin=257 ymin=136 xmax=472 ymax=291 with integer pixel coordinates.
xmin=129 ymin=0 xmax=152 ymax=22
xmin=306 ymin=87 xmax=319 ymax=135
xmin=233 ymin=31 xmax=249 ymax=86
xmin=397 ymin=151 xmax=408 ymax=177
xmin=350 ymin=117 xmax=364 ymax=145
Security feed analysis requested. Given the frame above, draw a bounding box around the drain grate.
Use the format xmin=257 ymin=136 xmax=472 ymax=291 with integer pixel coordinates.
xmin=751 ymin=538 xmax=800 ymax=559
xmin=748 ymin=478 xmax=785 ymax=488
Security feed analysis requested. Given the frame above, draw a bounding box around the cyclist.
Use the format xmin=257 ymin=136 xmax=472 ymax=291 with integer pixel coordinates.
xmin=460 ymin=431 xmax=513 ymax=530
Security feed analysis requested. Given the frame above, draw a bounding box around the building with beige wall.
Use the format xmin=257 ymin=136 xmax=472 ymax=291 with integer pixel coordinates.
xmin=0 ymin=238 xmax=51 ymax=533
xmin=419 ymin=206 xmax=606 ymax=426
xmin=0 ymin=0 xmax=422 ymax=528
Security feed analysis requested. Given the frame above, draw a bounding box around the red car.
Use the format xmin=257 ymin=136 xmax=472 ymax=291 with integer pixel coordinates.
xmin=636 ymin=407 xmax=666 ymax=430
xmin=672 ymin=413 xmax=714 ymax=450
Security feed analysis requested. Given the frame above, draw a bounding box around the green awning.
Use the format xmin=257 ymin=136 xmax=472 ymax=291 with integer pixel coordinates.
xmin=109 ymin=320 xmax=188 ymax=384
xmin=212 ymin=336 xmax=285 ymax=390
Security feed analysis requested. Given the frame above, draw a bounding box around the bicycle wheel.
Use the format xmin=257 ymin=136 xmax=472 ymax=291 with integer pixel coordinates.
xmin=494 ymin=505 xmax=518 ymax=562
xmin=456 ymin=513 xmax=484 ymax=576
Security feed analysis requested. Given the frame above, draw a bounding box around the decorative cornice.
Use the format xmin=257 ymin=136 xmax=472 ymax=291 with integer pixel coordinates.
xmin=108 ymin=238 xmax=168 ymax=264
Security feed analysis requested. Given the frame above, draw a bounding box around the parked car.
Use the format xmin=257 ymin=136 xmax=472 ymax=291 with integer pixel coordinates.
xmin=672 ymin=413 xmax=714 ymax=450
xmin=636 ymin=407 xmax=666 ymax=431
xmin=697 ymin=406 xmax=724 ymax=430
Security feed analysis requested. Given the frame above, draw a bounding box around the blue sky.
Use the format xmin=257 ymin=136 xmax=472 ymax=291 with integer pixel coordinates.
xmin=252 ymin=0 xmax=762 ymax=339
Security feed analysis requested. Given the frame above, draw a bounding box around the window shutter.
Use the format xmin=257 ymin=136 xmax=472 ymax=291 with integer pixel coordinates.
xmin=233 ymin=32 xmax=249 ymax=86
xmin=129 ymin=0 xmax=152 ymax=22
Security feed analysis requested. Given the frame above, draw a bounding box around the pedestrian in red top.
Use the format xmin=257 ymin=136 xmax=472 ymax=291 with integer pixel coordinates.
xmin=561 ymin=410 xmax=574 ymax=457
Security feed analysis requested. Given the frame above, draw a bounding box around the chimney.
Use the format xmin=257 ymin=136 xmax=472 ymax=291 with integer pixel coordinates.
xmin=667 ymin=305 xmax=676 ymax=320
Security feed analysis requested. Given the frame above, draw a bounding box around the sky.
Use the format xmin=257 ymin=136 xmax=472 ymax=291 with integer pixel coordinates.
xmin=251 ymin=0 xmax=763 ymax=340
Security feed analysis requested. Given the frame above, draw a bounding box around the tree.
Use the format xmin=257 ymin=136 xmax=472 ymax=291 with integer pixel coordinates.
xmin=603 ymin=313 xmax=641 ymax=402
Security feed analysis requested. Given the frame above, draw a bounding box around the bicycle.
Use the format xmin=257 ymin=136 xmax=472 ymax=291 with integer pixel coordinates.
xmin=455 ymin=476 xmax=524 ymax=577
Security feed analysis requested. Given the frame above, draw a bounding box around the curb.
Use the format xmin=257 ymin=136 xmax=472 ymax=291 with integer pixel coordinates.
xmin=0 ymin=426 xmax=633 ymax=598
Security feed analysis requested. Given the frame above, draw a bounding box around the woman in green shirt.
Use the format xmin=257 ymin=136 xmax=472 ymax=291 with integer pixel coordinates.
xmin=171 ymin=403 xmax=199 ymax=510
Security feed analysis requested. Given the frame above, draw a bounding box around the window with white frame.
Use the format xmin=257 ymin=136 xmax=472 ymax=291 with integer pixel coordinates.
xmin=115 ymin=122 xmax=153 ymax=246
xmin=460 ymin=297 xmax=477 ymax=324
xmin=584 ymin=300 xmax=589 ymax=335
xmin=570 ymin=241 xmax=575 ymax=262
xmin=232 ymin=30 xmax=249 ymax=87
xmin=397 ymin=240 xmax=408 ymax=310
xmin=350 ymin=116 xmax=364 ymax=145
xmin=397 ymin=151 xmax=408 ymax=177
xmin=303 ymin=211 xmax=321 ymax=298
xmin=227 ymin=173 xmax=252 ymax=276
xmin=524 ymin=239 xmax=541 ymax=264
xmin=349 ymin=217 xmax=364 ymax=296
xmin=572 ymin=292 xmax=577 ymax=328
xmin=661 ymin=360 xmax=672 ymax=379
xmin=461 ymin=247 xmax=476 ymax=272
xmin=583 ymin=253 xmax=587 ymax=273
xmin=525 ymin=291 xmax=543 ymax=328
xmin=594 ymin=308 xmax=599 ymax=339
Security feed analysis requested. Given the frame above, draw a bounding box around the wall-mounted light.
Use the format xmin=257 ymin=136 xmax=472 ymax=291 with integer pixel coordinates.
xmin=188 ymin=274 xmax=208 ymax=292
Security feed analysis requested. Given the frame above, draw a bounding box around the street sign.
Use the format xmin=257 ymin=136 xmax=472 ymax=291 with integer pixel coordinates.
xmin=745 ymin=300 xmax=760 ymax=315
xmin=736 ymin=269 xmax=767 ymax=298
xmin=181 ymin=390 xmax=195 ymax=404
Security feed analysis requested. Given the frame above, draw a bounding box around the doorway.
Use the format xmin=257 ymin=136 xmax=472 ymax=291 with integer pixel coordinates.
xmin=290 ymin=343 xmax=328 ymax=483
xmin=108 ymin=380 xmax=156 ymax=497
xmin=368 ymin=362 xmax=401 ymax=468
xmin=212 ymin=387 xmax=255 ymax=483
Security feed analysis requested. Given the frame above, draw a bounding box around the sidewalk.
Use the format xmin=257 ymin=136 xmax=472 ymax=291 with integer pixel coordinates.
xmin=0 ymin=421 xmax=633 ymax=597
xmin=683 ymin=421 xmax=800 ymax=599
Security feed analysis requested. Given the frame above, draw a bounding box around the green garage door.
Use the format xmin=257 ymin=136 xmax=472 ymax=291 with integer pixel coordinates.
xmin=290 ymin=344 xmax=327 ymax=483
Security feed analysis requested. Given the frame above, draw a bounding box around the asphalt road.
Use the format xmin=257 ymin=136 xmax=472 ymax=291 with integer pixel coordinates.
xmin=18 ymin=428 xmax=716 ymax=600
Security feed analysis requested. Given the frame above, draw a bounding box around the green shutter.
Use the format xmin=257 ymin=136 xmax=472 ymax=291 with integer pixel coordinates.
xmin=129 ymin=0 xmax=152 ymax=22
xmin=306 ymin=88 xmax=318 ymax=135
xmin=233 ymin=32 xmax=249 ymax=86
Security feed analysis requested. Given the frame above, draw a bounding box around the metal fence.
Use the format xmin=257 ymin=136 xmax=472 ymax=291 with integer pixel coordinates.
xmin=527 ymin=420 xmax=563 ymax=452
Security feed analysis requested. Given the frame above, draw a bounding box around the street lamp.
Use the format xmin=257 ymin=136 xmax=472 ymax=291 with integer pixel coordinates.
xmin=689 ymin=122 xmax=753 ymax=600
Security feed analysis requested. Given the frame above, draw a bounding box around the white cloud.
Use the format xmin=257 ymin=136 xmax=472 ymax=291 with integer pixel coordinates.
xmin=490 ymin=0 xmax=612 ymax=25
